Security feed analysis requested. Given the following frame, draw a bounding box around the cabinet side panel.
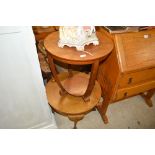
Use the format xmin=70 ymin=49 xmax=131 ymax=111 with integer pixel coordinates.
xmin=97 ymin=48 xmax=120 ymax=102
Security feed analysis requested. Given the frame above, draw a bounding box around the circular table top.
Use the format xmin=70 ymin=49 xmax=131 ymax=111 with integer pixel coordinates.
xmin=46 ymin=72 xmax=101 ymax=115
xmin=44 ymin=31 xmax=114 ymax=65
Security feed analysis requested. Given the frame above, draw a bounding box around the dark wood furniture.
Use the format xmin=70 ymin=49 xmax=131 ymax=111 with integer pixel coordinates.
xmin=44 ymin=31 xmax=113 ymax=128
xmin=97 ymin=27 xmax=155 ymax=124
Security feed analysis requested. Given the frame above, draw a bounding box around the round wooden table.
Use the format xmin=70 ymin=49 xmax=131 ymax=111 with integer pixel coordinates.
xmin=46 ymin=72 xmax=101 ymax=128
xmin=44 ymin=31 xmax=113 ymax=100
xmin=44 ymin=31 xmax=113 ymax=128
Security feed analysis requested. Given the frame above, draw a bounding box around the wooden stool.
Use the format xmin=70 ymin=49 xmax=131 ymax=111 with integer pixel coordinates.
xmin=46 ymin=72 xmax=101 ymax=128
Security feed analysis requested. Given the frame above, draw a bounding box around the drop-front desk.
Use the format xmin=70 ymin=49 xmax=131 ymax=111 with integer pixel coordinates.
xmin=97 ymin=27 xmax=155 ymax=124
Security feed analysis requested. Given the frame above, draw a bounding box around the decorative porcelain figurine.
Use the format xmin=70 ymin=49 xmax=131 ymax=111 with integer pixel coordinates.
xmin=58 ymin=26 xmax=99 ymax=51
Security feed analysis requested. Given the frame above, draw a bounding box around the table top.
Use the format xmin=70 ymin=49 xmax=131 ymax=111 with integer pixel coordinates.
xmin=44 ymin=31 xmax=114 ymax=65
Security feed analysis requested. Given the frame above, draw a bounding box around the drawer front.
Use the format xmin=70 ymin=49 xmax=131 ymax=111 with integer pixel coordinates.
xmin=119 ymin=68 xmax=155 ymax=88
xmin=115 ymin=80 xmax=155 ymax=101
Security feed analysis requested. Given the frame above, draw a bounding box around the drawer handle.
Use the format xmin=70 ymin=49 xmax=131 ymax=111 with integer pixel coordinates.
xmin=128 ymin=77 xmax=133 ymax=84
xmin=124 ymin=92 xmax=128 ymax=97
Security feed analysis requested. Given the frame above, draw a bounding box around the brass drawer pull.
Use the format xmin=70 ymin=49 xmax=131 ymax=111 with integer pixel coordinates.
xmin=128 ymin=77 xmax=133 ymax=84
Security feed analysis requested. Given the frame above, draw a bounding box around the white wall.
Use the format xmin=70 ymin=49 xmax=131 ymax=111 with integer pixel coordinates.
xmin=0 ymin=26 xmax=57 ymax=128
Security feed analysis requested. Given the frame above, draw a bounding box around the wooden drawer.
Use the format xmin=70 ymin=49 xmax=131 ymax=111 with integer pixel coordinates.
xmin=115 ymin=80 xmax=155 ymax=101
xmin=119 ymin=67 xmax=155 ymax=88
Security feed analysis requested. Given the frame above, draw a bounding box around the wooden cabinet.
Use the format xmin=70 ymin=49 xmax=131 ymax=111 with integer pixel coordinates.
xmin=97 ymin=27 xmax=155 ymax=124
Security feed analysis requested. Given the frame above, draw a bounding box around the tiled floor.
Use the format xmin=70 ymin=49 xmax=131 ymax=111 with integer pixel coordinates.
xmin=54 ymin=95 xmax=155 ymax=129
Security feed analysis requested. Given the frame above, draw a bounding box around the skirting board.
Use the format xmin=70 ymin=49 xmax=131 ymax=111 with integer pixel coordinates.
xmin=29 ymin=118 xmax=57 ymax=129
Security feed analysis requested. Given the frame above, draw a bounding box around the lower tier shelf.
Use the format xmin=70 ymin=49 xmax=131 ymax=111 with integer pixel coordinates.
xmin=45 ymin=72 xmax=101 ymax=115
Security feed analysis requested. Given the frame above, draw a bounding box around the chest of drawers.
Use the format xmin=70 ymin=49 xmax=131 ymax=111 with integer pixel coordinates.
xmin=97 ymin=28 xmax=155 ymax=123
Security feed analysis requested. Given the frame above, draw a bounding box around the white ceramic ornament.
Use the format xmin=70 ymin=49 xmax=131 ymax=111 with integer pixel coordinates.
xmin=58 ymin=26 xmax=99 ymax=51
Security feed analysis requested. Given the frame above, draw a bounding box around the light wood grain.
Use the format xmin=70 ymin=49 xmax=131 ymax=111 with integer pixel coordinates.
xmin=97 ymin=27 xmax=155 ymax=124
xmin=115 ymin=30 xmax=155 ymax=72
xmin=119 ymin=67 xmax=155 ymax=88
xmin=44 ymin=30 xmax=113 ymax=101
xmin=44 ymin=31 xmax=114 ymax=65
xmin=46 ymin=72 xmax=101 ymax=115
xmin=61 ymin=72 xmax=89 ymax=96
xmin=116 ymin=80 xmax=155 ymax=101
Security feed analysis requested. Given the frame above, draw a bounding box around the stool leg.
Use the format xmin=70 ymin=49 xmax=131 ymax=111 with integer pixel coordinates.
xmin=73 ymin=121 xmax=78 ymax=129
xmin=83 ymin=60 xmax=99 ymax=102
xmin=47 ymin=53 xmax=67 ymax=95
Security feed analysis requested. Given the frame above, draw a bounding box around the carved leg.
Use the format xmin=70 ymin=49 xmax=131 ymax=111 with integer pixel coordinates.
xmin=141 ymin=89 xmax=155 ymax=107
xmin=47 ymin=53 xmax=67 ymax=96
xmin=83 ymin=60 xmax=99 ymax=102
